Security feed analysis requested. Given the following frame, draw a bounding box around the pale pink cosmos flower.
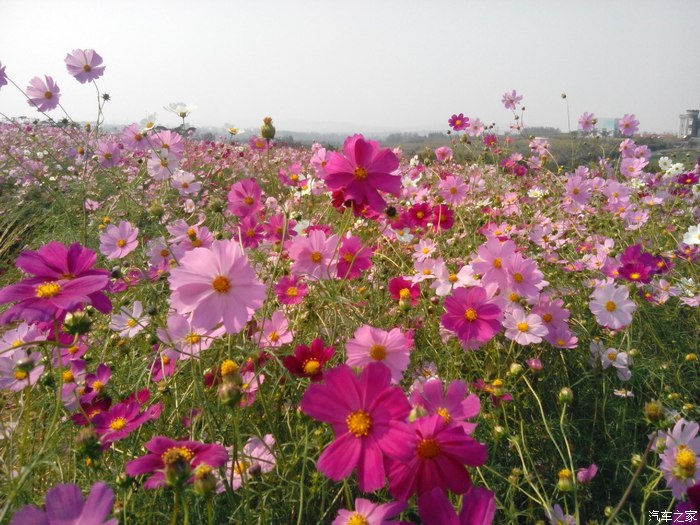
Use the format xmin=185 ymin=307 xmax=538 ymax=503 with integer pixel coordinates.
xmin=65 ymin=49 xmax=105 ymax=83
xmin=99 ymin=221 xmax=139 ymax=259
xmin=503 ymin=307 xmax=548 ymax=345
xmin=332 ymin=498 xmax=406 ymax=525
xmin=438 ymin=175 xmax=468 ymax=206
xmin=219 ymin=434 xmax=276 ymax=492
xmin=146 ymin=237 xmax=172 ymax=267
xmin=109 ymin=300 xmax=148 ymax=338
xmin=579 ymin=112 xmax=597 ymax=132
xmin=96 ymin=141 xmax=120 ymax=168
xmin=169 ymin=239 xmax=266 ymax=333
xmin=504 ymin=253 xmax=548 ymax=300
xmin=345 ymin=325 xmax=413 ymax=383
xmin=26 ymin=76 xmax=60 ymax=112
xmin=435 ymin=146 xmax=453 ymax=163
xmin=122 ymin=123 xmax=148 ymax=151
xmin=258 ymin=310 xmax=293 ymax=348
xmin=502 ymin=89 xmax=523 ymax=110
xmin=147 ymin=151 xmax=179 ymax=180
xmin=240 ymin=372 xmax=265 ymax=407
xmin=157 ymin=314 xmax=223 ymax=359
xmin=618 ymin=114 xmax=639 ymax=136
xmin=472 ymin=238 xmax=517 ymax=290
xmin=413 ymin=239 xmax=437 ymax=262
xmin=288 ymin=229 xmax=339 ymax=280
xmin=589 ymin=283 xmax=637 ymax=329
xmin=431 ymin=263 xmax=479 ymax=297
xmin=600 ymin=347 xmax=632 ymax=381
xmin=465 ymin=118 xmax=485 ymax=137
xmin=171 ymin=170 xmax=201 ymax=196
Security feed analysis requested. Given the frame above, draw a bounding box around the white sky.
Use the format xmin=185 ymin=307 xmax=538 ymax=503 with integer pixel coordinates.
xmin=1 ymin=0 xmax=699 ymax=134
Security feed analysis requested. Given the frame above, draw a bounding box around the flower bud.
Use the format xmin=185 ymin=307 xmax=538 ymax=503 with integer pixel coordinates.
xmin=631 ymin=453 xmax=643 ymax=468
xmin=508 ymin=363 xmax=524 ymax=377
xmin=218 ymin=381 xmax=242 ymax=408
xmin=193 ymin=464 xmax=217 ymax=496
xmin=644 ymin=400 xmax=664 ymax=423
xmin=558 ymin=387 xmax=574 ymax=405
xmin=164 ymin=455 xmax=191 ymax=488
xmin=557 ymin=468 xmax=574 ymax=491
xmin=527 ymin=357 xmax=543 ymax=372
xmin=685 ymin=353 xmax=697 ymax=362
xmin=408 ymin=404 xmax=428 ymax=422
xmin=260 ymin=117 xmax=276 ymax=140
xmin=64 ymin=311 xmax=92 ymax=336
xmin=148 ymin=202 xmax=164 ymax=218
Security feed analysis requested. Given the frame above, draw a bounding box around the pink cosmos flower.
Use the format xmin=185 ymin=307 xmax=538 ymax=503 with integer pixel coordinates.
xmin=578 ymin=112 xmax=596 ymax=132
xmin=0 ymin=348 xmax=45 ymax=391
xmin=26 ymin=76 xmax=60 ymax=112
xmin=220 ymin=434 xmax=276 ymax=492
xmin=448 ymin=113 xmax=469 ymax=131
xmin=418 ymin=486 xmax=496 ymax=525
xmin=337 ymin=235 xmax=374 ymax=280
xmin=546 ymin=505 xmax=575 ymax=525
xmin=438 ymin=175 xmax=468 ymax=206
xmin=151 ymin=130 xmax=185 ymax=158
xmin=157 ymin=314 xmax=222 ymax=359
xmin=122 ymin=123 xmax=148 ymax=151
xmin=503 ymin=308 xmax=548 ymax=345
xmin=96 ymin=141 xmax=120 ymax=168
xmin=258 ymin=310 xmax=293 ymax=348
xmin=386 ymin=414 xmax=488 ymax=500
xmin=65 ymin=49 xmax=105 ymax=84
xmin=441 ymin=286 xmax=502 ymax=347
xmin=171 ymin=170 xmax=201 ymax=196
xmin=109 ymin=301 xmax=148 ymax=338
xmin=10 ymin=482 xmax=117 ymax=525
xmin=283 ymin=338 xmax=335 ymax=382
xmin=502 ymin=90 xmax=523 ymax=110
xmin=147 ymin=151 xmax=179 ymax=180
xmin=346 ymin=325 xmax=413 ymax=383
xmin=300 ymin=362 xmax=411 ymax=492
xmin=237 ymin=215 xmax=265 ymax=249
xmin=504 ymin=254 xmax=548 ymax=300
xmin=589 ymin=283 xmax=637 ymax=329
xmin=169 ymin=239 xmax=266 ymax=333
xmin=435 ymin=146 xmax=453 ymax=163
xmin=228 ymin=178 xmax=262 ymax=218
xmin=274 ymin=275 xmax=308 ymax=305
xmin=288 ymin=229 xmax=339 ymax=280
xmin=618 ymin=114 xmax=639 ymax=136
xmin=472 ymin=238 xmax=517 ymax=290
xmin=658 ymin=419 xmax=700 ymax=499
xmin=576 ymin=464 xmax=598 ymax=484
xmin=410 ymin=379 xmax=481 ymax=435
xmin=332 ymin=498 xmax=407 ymax=525
xmin=80 ymin=364 xmax=112 ymax=404
xmin=324 ymin=134 xmax=401 ymax=213
xmin=99 ymin=221 xmax=139 ymax=260
xmin=92 ymin=398 xmax=162 ymax=446
xmin=466 ymin=118 xmax=485 ymax=137
xmin=126 ymin=436 xmax=228 ymax=489
xmin=389 ymin=276 xmax=420 ymax=306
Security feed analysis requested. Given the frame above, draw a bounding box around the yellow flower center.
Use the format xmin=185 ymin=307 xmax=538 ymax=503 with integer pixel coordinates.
xmin=417 ymin=438 xmax=440 ymax=459
xmin=92 ymin=380 xmax=104 ymax=391
xmin=117 ymin=239 xmax=127 ymax=248
xmin=286 ymin=286 xmax=298 ymax=297
xmin=449 ymin=187 xmax=457 ymax=194
xmin=513 ymin=272 xmax=524 ymax=283
xmin=233 ymin=459 xmax=250 ymax=476
xmin=346 ymin=410 xmax=371 ymax=437
xmin=12 ymin=340 xmax=22 ymax=348
xmin=243 ymin=196 xmax=254 ymax=205
xmin=629 ymin=272 xmax=640 ymax=280
xmin=493 ymin=258 xmax=502 ymax=269
xmin=353 ymin=167 xmax=368 ymax=180
xmin=161 ymin=356 xmax=171 ymax=365
xmin=160 ymin=158 xmax=169 ymax=168
xmin=464 ymin=308 xmax=478 ymax=321
xmin=310 ymin=251 xmax=323 ymax=263
xmin=448 ymin=273 xmax=458 ymax=283
xmin=675 ymin=447 xmax=697 ymax=478
xmin=185 ymin=333 xmax=200 ymax=345
xmin=347 ymin=514 xmax=369 ymax=525
xmin=161 ymin=446 xmax=195 ymax=465
xmin=212 ymin=275 xmax=231 ymax=293
xmin=35 ymin=282 xmax=61 ymax=298
xmin=83 ymin=64 xmax=92 ymax=72
xmin=14 ymin=370 xmax=28 ymax=380
xmin=399 ymin=288 xmax=411 ymax=299
xmin=44 ymin=91 xmax=53 ymax=99
xmin=246 ymin=228 xmax=255 ymax=238
xmin=104 ymin=152 xmax=112 ymax=161
xmin=605 ymin=301 xmax=617 ymax=312
xmin=68 ymin=345 xmax=80 ymax=354
xmin=542 ymin=313 xmax=553 ymax=323
xmin=134 ymin=133 xmax=143 ymax=142
xmin=220 ymin=359 xmax=239 ymax=376
xmin=437 ymin=407 xmax=451 ymax=423
xmin=109 ymin=417 xmax=126 ymax=431
xmin=343 ymin=253 xmax=354 ymax=263
xmin=268 ymin=331 xmax=280 ymax=342
xmin=422 ymin=247 xmax=430 ymax=254
xmin=181 ymin=181 xmax=189 ymax=189
xmin=191 ymin=239 xmax=202 ymax=247
xmin=369 ymin=344 xmax=387 ymax=361
xmin=303 ymin=359 xmax=321 ymax=375
xmin=416 ymin=211 xmax=424 ymax=219
xmin=126 ymin=319 xmax=137 ymax=328
xmin=62 ymin=370 xmax=75 ymax=383
xmin=607 ymin=351 xmax=617 ymax=361
xmin=517 ymin=322 xmax=529 ymax=332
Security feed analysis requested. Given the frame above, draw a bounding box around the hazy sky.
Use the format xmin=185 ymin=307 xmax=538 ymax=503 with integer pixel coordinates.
xmin=1 ymin=0 xmax=699 ymax=134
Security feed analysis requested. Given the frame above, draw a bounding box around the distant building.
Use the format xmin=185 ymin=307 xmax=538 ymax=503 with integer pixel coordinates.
xmin=597 ymin=117 xmax=620 ymax=136
xmin=679 ymin=110 xmax=700 ymax=138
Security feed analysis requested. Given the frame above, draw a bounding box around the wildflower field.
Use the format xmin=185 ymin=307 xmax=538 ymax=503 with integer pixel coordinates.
xmin=1 ymin=51 xmax=700 ymax=525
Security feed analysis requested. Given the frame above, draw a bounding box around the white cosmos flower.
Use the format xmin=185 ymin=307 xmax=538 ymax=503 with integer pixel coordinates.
xmin=683 ymin=224 xmax=700 ymax=246
xmin=165 ymin=102 xmax=197 ymax=119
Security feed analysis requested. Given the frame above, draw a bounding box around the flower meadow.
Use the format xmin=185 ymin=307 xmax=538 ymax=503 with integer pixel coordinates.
xmin=0 ymin=51 xmax=699 ymax=525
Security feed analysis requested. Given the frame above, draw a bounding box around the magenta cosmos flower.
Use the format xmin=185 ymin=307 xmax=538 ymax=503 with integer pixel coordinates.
xmin=283 ymin=338 xmax=335 ymax=382
xmin=345 ymin=325 xmax=412 ymax=383
xmin=333 ymin=498 xmax=407 ymax=525
xmin=126 ymin=436 xmax=228 ymax=489
xmin=93 ymin=398 xmax=162 ymax=446
xmin=65 ymin=49 xmax=105 ymax=84
xmin=441 ymin=286 xmax=502 ymax=347
xmin=386 ymin=414 xmax=488 ymax=500
xmin=228 ymin=177 xmax=262 ymax=218
xmin=324 ymin=134 xmax=401 ymax=213
xmin=169 ymin=239 xmax=266 ymax=333
xmin=274 ymin=275 xmax=308 ymax=305
xmin=26 ymin=75 xmax=60 ymax=112
xmin=418 ymin=486 xmax=496 ymax=525
xmin=448 ymin=113 xmax=469 ymax=132
xmin=300 ymin=362 xmax=411 ymax=492
xmin=99 ymin=221 xmax=139 ymax=260
xmin=10 ymin=481 xmax=117 ymax=525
